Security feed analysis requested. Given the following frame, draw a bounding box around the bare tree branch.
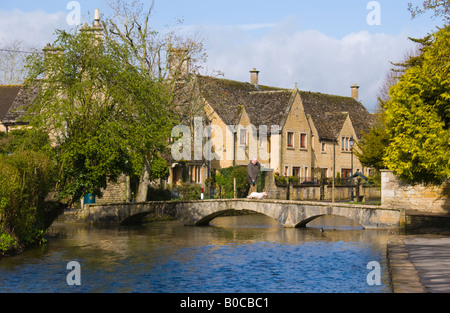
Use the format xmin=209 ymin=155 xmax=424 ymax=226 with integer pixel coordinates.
xmin=0 ymin=40 xmax=37 ymax=84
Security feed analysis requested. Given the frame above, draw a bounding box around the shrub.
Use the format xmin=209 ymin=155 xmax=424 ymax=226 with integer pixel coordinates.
xmin=0 ymin=233 xmax=19 ymax=256
xmin=0 ymin=150 xmax=57 ymax=254
xmin=178 ymin=183 xmax=202 ymax=200
xmin=275 ymin=175 xmax=288 ymax=185
xmin=214 ymin=166 xmax=252 ymax=198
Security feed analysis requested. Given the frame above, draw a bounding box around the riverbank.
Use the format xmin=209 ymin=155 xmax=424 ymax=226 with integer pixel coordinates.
xmin=388 ymin=232 xmax=450 ymax=293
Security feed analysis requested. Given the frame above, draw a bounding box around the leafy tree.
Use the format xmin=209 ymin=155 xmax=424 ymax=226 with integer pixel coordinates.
xmin=355 ymin=113 xmax=389 ymax=171
xmin=0 ymin=129 xmax=54 ymax=157
xmin=103 ymin=0 xmax=212 ymax=201
xmin=383 ymin=25 xmax=450 ymax=185
xmin=25 ymin=26 xmax=175 ymax=205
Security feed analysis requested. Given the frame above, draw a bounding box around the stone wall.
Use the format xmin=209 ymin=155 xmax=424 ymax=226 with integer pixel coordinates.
xmin=381 ymin=170 xmax=450 ymax=214
xmin=95 ymin=174 xmax=128 ymax=205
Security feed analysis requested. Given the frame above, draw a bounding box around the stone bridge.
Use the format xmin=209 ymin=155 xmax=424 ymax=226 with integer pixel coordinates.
xmin=77 ymin=199 xmax=405 ymax=229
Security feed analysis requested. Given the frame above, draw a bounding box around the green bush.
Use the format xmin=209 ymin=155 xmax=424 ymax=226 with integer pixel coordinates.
xmin=0 ymin=150 xmax=57 ymax=255
xmin=178 ymin=183 xmax=202 ymax=200
xmin=0 ymin=233 xmax=19 ymax=256
xmin=215 ymin=166 xmax=250 ymax=198
xmin=275 ymin=175 xmax=288 ymax=185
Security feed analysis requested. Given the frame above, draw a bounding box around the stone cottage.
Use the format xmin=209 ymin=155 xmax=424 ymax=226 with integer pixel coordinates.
xmin=168 ymin=69 xmax=374 ymax=187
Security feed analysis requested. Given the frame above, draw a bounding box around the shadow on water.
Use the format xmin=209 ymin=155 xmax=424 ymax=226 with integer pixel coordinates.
xmin=209 ymin=213 xmax=394 ymax=246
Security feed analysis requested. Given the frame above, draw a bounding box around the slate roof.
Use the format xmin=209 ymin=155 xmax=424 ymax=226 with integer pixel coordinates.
xmin=299 ymin=91 xmax=374 ymax=140
xmin=196 ymin=75 xmax=373 ymax=141
xmin=0 ymin=85 xmax=22 ymax=122
xmin=196 ymin=75 xmax=292 ymax=127
xmin=2 ymin=82 xmax=41 ymax=126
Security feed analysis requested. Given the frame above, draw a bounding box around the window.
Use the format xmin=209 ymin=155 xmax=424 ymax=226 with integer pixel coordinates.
xmin=292 ymin=167 xmax=300 ymax=177
xmin=287 ymin=132 xmax=294 ymax=148
xmin=321 ymin=142 xmax=327 ymax=153
xmin=240 ymin=129 xmax=248 ymax=146
xmin=300 ymin=133 xmax=307 ymax=149
xmin=341 ymin=169 xmax=352 ymax=179
xmin=341 ymin=136 xmax=351 ymax=151
xmin=196 ymin=166 xmax=202 ymax=183
xmin=189 ymin=165 xmax=202 ymax=183
xmin=304 ymin=167 xmax=308 ymax=179
xmin=284 ymin=166 xmax=289 ymax=177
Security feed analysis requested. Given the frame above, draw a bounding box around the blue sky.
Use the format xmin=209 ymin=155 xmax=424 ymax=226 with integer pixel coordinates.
xmin=0 ymin=0 xmax=444 ymax=112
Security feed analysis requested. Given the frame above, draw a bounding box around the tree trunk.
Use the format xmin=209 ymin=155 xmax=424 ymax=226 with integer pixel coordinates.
xmin=136 ymin=163 xmax=151 ymax=202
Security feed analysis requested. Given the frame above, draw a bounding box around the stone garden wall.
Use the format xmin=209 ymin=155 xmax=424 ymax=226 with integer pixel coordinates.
xmin=381 ymin=170 xmax=450 ymax=214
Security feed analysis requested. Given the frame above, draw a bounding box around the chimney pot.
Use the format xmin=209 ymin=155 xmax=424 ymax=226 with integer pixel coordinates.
xmin=250 ymin=68 xmax=260 ymax=87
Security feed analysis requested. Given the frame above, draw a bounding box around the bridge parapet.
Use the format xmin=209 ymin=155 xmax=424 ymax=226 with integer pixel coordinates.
xmin=78 ymin=199 xmax=405 ymax=229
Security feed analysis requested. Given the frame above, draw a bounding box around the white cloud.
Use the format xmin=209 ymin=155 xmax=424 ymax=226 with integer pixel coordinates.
xmin=202 ymin=19 xmax=416 ymax=113
xmin=0 ymin=9 xmax=417 ymax=113
xmin=0 ymin=9 xmax=68 ymax=46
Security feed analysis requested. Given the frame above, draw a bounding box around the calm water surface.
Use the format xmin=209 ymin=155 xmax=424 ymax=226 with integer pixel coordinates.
xmin=0 ymin=214 xmax=394 ymax=293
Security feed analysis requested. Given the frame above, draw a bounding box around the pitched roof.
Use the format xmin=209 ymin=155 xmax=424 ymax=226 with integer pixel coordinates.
xmin=2 ymin=82 xmax=41 ymax=126
xmin=196 ymin=75 xmax=373 ymax=141
xmin=0 ymin=85 xmax=22 ymax=122
xmin=197 ymin=75 xmax=292 ymax=127
xmin=299 ymin=91 xmax=373 ymax=141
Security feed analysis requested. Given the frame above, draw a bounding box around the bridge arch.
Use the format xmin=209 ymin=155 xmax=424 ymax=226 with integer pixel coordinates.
xmin=195 ymin=209 xmax=281 ymax=227
xmin=294 ymin=214 xmax=366 ymax=229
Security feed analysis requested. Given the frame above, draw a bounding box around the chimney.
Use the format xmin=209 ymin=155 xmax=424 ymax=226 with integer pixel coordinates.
xmin=351 ymin=84 xmax=360 ymax=100
xmin=94 ymin=9 xmax=100 ymax=27
xmin=43 ymin=43 xmax=64 ymax=79
xmin=81 ymin=8 xmax=103 ymax=41
xmin=250 ymin=68 xmax=260 ymax=87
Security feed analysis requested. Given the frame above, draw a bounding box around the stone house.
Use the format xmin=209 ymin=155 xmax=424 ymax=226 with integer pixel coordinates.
xmin=168 ymin=69 xmax=373 ymax=187
xmin=0 ymin=83 xmax=40 ymax=133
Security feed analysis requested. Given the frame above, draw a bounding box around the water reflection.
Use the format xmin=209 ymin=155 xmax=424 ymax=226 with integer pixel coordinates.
xmin=0 ymin=214 xmax=395 ymax=293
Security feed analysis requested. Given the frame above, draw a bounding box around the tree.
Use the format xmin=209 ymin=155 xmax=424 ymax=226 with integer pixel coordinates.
xmin=0 ymin=40 xmax=36 ymax=85
xmin=408 ymin=0 xmax=450 ymax=20
xmin=383 ymin=25 xmax=450 ymax=185
xmin=356 ymin=34 xmax=431 ymax=172
xmin=354 ymin=112 xmax=389 ymax=171
xmin=25 ymin=26 xmax=175 ymax=205
xmin=102 ymin=0 xmax=210 ymax=201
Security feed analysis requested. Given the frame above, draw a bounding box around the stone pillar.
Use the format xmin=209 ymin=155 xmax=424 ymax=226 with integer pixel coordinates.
xmin=264 ymin=169 xmax=277 ymax=199
xmin=381 ymin=170 xmax=396 ymax=207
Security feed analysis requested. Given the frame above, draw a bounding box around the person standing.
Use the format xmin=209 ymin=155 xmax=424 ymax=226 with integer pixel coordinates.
xmin=247 ymin=157 xmax=261 ymax=195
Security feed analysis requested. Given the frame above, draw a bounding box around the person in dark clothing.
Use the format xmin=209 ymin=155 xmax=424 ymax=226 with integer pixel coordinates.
xmin=247 ymin=158 xmax=261 ymax=195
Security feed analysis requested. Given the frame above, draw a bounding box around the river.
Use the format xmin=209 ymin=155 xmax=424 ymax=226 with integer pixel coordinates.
xmin=0 ymin=214 xmax=394 ymax=293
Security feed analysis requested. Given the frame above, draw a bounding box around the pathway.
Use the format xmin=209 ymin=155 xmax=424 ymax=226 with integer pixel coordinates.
xmin=388 ymin=235 xmax=450 ymax=293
